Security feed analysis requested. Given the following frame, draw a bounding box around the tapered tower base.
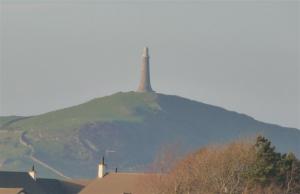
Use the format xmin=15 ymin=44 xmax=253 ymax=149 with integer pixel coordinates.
xmin=137 ymin=47 xmax=154 ymax=93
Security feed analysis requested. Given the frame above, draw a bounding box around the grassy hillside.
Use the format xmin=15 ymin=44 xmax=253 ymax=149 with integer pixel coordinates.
xmin=7 ymin=92 xmax=159 ymax=132
xmin=0 ymin=116 xmax=26 ymax=128
xmin=0 ymin=92 xmax=299 ymax=178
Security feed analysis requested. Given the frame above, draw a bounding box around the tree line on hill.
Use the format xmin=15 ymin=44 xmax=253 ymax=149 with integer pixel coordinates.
xmin=140 ymin=136 xmax=300 ymax=194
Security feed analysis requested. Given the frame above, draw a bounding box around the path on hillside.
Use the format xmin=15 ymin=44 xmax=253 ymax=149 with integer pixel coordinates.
xmin=19 ymin=132 xmax=71 ymax=180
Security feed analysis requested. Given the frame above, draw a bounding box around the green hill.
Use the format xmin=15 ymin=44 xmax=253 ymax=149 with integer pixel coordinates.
xmin=0 ymin=116 xmax=27 ymax=128
xmin=0 ymin=92 xmax=299 ymax=178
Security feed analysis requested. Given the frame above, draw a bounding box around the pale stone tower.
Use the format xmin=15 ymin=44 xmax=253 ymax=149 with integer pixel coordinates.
xmin=137 ymin=47 xmax=154 ymax=92
xmin=98 ymin=157 xmax=106 ymax=178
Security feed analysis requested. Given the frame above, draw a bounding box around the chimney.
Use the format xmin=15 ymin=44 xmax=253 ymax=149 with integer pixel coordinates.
xmin=28 ymin=165 xmax=37 ymax=181
xmin=137 ymin=47 xmax=154 ymax=92
xmin=98 ymin=157 xmax=106 ymax=178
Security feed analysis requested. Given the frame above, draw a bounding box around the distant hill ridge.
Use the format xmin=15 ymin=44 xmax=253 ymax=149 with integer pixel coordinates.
xmin=0 ymin=91 xmax=299 ymax=178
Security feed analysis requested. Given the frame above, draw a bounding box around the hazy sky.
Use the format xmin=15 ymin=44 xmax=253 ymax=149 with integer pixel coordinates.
xmin=0 ymin=0 xmax=299 ymax=129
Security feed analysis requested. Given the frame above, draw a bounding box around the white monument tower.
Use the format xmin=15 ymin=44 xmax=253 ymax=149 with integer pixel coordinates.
xmin=137 ymin=47 xmax=154 ymax=92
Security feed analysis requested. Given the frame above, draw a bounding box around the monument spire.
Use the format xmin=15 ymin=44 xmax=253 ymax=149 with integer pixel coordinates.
xmin=137 ymin=47 xmax=154 ymax=92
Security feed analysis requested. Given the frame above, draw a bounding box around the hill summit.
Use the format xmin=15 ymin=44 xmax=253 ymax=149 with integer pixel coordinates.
xmin=0 ymin=91 xmax=299 ymax=178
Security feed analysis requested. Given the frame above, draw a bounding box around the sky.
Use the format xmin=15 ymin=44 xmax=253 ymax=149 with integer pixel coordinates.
xmin=0 ymin=0 xmax=299 ymax=129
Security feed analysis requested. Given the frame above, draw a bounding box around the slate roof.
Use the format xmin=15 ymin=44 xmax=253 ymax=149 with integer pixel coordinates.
xmin=0 ymin=171 xmax=83 ymax=194
xmin=59 ymin=180 xmax=91 ymax=194
xmin=36 ymin=178 xmax=67 ymax=194
xmin=0 ymin=171 xmax=47 ymax=194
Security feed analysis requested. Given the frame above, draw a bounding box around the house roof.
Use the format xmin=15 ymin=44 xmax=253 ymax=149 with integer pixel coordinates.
xmin=0 ymin=188 xmax=24 ymax=194
xmin=79 ymin=173 xmax=153 ymax=194
xmin=0 ymin=171 xmax=155 ymax=194
xmin=0 ymin=171 xmax=47 ymax=194
xmin=59 ymin=179 xmax=91 ymax=194
xmin=36 ymin=178 xmax=67 ymax=194
xmin=0 ymin=171 xmax=76 ymax=194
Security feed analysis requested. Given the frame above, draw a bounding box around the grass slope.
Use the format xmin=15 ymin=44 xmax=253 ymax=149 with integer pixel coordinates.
xmin=0 ymin=116 xmax=26 ymax=128
xmin=8 ymin=92 xmax=159 ymax=132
